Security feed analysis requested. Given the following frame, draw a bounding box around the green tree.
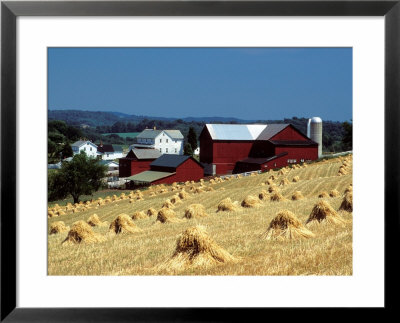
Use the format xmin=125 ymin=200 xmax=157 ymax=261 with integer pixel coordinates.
xmin=60 ymin=143 xmax=73 ymax=159
xmin=187 ymin=127 xmax=198 ymax=151
xmin=183 ymin=143 xmax=193 ymax=156
xmin=342 ymin=121 xmax=352 ymax=151
xmin=48 ymin=152 xmax=107 ymax=203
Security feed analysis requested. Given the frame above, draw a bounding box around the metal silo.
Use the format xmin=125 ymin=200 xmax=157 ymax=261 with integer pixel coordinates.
xmin=307 ymin=117 xmax=323 ymax=158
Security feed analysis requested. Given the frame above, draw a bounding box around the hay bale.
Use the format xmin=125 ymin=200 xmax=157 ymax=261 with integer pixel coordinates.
xmin=193 ymin=187 xmax=205 ymax=194
xmin=291 ymin=191 xmax=304 ymax=200
xmin=241 ymin=195 xmax=261 ymax=208
xmin=258 ymin=190 xmax=269 ymax=201
xmin=292 ymin=176 xmax=300 ymax=183
xmin=87 ymin=214 xmax=107 ymax=227
xmin=268 ymin=185 xmax=278 ymax=193
xmin=270 ymin=191 xmax=285 ymax=202
xmin=63 ymin=220 xmax=105 ymax=244
xmin=217 ymin=198 xmax=237 ymax=212
xmin=329 ymin=189 xmax=340 ymax=197
xmin=344 ymin=185 xmax=353 ymax=194
xmin=204 ymin=186 xmax=214 ymax=192
xmin=269 ymin=175 xmax=276 ymax=180
xmin=56 ymin=210 xmax=65 ymax=216
xmin=162 ymin=199 xmax=175 ymax=209
xmin=178 ymin=190 xmax=189 ymax=199
xmin=48 ymin=211 xmax=56 ymax=218
xmin=263 ymin=210 xmax=314 ymax=240
xmin=156 ymin=208 xmax=184 ymax=223
xmin=339 ymin=191 xmax=353 ymax=212
xmin=157 ymin=226 xmax=237 ymax=272
xmin=279 ymin=178 xmax=290 ymax=186
xmin=266 ymin=179 xmax=274 ymax=185
xmin=318 ymin=192 xmax=329 ymax=198
xmin=278 ymin=169 xmax=286 ymax=176
xmin=170 ymin=195 xmax=182 ymax=204
xmin=131 ymin=211 xmax=147 ymax=220
xmin=50 ymin=221 xmax=70 ymax=235
xmin=147 ymin=208 xmax=157 ymax=216
xmin=306 ymin=200 xmax=346 ymax=226
xmin=184 ymin=204 xmax=208 ymax=219
xmin=109 ymin=214 xmax=142 ymax=234
xmin=338 ymin=168 xmax=348 ymax=175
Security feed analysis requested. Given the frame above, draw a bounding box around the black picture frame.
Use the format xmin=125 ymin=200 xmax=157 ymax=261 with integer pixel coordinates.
xmin=1 ymin=0 xmax=399 ymax=321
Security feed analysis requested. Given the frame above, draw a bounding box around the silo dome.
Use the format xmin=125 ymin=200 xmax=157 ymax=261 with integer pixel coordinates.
xmin=310 ymin=117 xmax=322 ymax=123
xmin=307 ymin=117 xmax=323 ymax=158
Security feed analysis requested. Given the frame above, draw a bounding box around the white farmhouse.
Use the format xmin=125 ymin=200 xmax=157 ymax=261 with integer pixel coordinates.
xmin=130 ymin=128 xmax=184 ymax=155
xmin=71 ymin=140 xmax=98 ymax=158
xmin=97 ymin=144 xmax=124 ymax=160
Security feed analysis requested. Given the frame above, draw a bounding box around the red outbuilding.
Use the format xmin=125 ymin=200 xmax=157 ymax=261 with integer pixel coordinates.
xmin=119 ymin=148 xmax=161 ymax=177
xmin=200 ymin=123 xmax=318 ymax=175
xmin=126 ymin=154 xmax=204 ymax=185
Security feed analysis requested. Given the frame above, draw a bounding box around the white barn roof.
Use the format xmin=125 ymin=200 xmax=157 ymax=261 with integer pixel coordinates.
xmin=205 ymin=124 xmax=267 ymax=141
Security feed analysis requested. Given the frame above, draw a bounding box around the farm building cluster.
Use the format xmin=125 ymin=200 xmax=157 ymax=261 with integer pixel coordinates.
xmin=120 ymin=122 xmax=320 ymax=186
xmin=50 ymin=120 xmax=322 ymax=187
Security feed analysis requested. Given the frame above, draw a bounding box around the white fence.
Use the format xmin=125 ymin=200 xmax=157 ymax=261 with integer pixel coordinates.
xmin=219 ymin=170 xmax=261 ymax=180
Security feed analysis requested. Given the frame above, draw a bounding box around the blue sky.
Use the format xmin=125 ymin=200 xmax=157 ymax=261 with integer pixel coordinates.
xmin=48 ymin=48 xmax=352 ymax=121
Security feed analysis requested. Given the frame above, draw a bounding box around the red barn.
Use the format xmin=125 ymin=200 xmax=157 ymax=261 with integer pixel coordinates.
xmin=119 ymin=149 xmax=161 ymax=177
xmin=200 ymin=123 xmax=318 ymax=175
xmin=127 ymin=154 xmax=204 ymax=185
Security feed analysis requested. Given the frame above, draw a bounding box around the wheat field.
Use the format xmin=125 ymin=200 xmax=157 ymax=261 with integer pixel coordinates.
xmin=48 ymin=155 xmax=353 ymax=275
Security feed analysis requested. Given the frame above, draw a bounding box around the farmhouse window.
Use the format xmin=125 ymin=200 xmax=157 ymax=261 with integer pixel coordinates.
xmin=175 ymin=148 xmax=177 ymax=153
xmin=166 ymin=148 xmax=168 ymax=153
xmin=160 ymin=148 xmax=162 ymax=152
xmin=160 ymin=139 xmax=162 ymax=143
xmin=166 ymin=139 xmax=168 ymax=143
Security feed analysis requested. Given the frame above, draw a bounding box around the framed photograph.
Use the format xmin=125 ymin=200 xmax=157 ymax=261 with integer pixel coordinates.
xmin=1 ymin=0 xmax=398 ymax=321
